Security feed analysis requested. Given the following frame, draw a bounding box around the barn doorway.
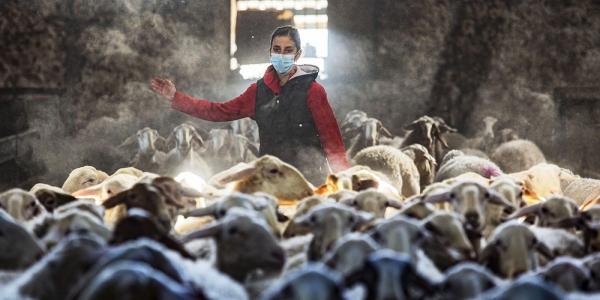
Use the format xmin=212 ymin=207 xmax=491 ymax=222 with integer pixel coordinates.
xmin=231 ymin=0 xmax=329 ymax=80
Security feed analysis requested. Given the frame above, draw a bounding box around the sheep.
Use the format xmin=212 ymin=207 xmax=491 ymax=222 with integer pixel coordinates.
xmin=33 ymin=209 xmax=111 ymax=250
xmin=4 ymin=234 xmax=106 ymax=300
xmin=282 ymin=195 xmax=334 ymax=238
xmin=260 ymin=264 xmax=346 ymax=300
xmin=466 ymin=116 xmax=498 ymax=153
xmin=339 ymin=189 xmax=403 ymax=218
xmin=209 ymin=155 xmax=315 ymax=203
xmin=75 ymin=261 xmax=202 ymax=300
xmin=435 ymin=262 xmax=501 ymax=300
xmin=508 ymin=163 xmax=574 ymax=200
xmin=33 ymin=187 xmax=78 ymax=212
xmin=340 ymin=109 xmax=368 ymax=139
xmin=322 ymin=233 xmax=379 ymax=276
xmin=564 ymin=177 xmax=600 ymax=207
xmin=180 ymin=208 xmax=286 ymax=282
xmin=434 ymin=150 xmax=503 ymax=182
xmin=400 ymin=115 xmax=457 ymax=164
xmin=481 ymin=276 xmax=566 ymax=299
xmin=112 ymin=166 xmax=146 ymax=178
xmin=345 ymin=249 xmax=435 ymax=300
xmin=162 ymin=123 xmax=213 ymax=178
xmin=479 ymin=221 xmax=552 ymax=278
xmin=396 ymin=197 xmax=436 ymax=220
xmin=182 ymin=192 xmax=286 ymax=237
xmin=557 ymin=205 xmax=600 ymax=252
xmin=54 ymin=200 xmax=105 ymax=223
xmin=71 ymin=173 xmax=139 ymax=225
xmin=0 ymin=209 xmax=43 ymax=271
xmin=102 ymin=177 xmax=202 ymax=232
xmin=401 ymin=144 xmax=437 ymax=189
xmin=61 ymin=166 xmax=109 ymax=193
xmin=118 ymin=127 xmax=168 ymax=173
xmin=344 ymin=117 xmax=393 ymax=158
xmin=583 ymin=253 xmax=600 ymax=291
xmin=29 ymin=183 xmax=66 ymax=194
xmin=368 ymin=216 xmax=425 ymax=254
xmin=491 ymin=139 xmax=547 ymax=173
xmin=420 ymin=212 xmax=475 ymax=271
xmin=534 ymin=256 xmax=591 ymax=292
xmin=423 ymin=180 xmax=513 ymax=235
xmin=508 ymin=196 xmax=579 ymax=228
xmin=110 ymin=209 xmax=195 ymax=260
xmin=528 ymin=226 xmax=586 ymax=261
xmin=315 ymin=165 xmax=402 ymax=200
xmin=203 ymin=128 xmax=259 ymax=173
xmin=353 ymin=145 xmax=421 ymax=198
xmin=293 ymin=203 xmax=374 ymax=261
xmin=230 ymin=117 xmax=260 ymax=145
xmin=0 ymin=188 xmax=46 ymax=222
xmin=486 ymin=177 xmax=526 ymax=236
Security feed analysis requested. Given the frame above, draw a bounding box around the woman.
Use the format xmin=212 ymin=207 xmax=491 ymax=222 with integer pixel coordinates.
xmin=150 ymin=25 xmax=350 ymax=185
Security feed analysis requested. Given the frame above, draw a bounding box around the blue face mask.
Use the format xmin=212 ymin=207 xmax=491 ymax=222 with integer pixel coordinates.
xmin=270 ymin=53 xmax=296 ymax=75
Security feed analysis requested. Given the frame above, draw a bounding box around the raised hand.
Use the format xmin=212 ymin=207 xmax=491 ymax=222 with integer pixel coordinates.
xmin=150 ymin=77 xmax=176 ymax=101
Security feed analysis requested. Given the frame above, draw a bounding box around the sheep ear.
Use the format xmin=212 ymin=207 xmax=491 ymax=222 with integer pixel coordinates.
xmin=183 ymin=206 xmax=216 ymax=218
xmin=118 ymin=134 xmax=137 ymax=149
xmin=506 ymin=203 xmax=541 ymax=220
xmin=423 ymin=191 xmax=451 ymax=204
xmin=155 ymin=136 xmax=168 ymax=152
xmin=215 ymin=165 xmax=257 ymax=186
xmin=192 ymin=129 xmax=204 ymax=147
xmin=478 ymin=243 xmax=499 ymax=272
xmin=165 ymin=131 xmax=176 ymax=149
xmin=157 ymin=235 xmax=196 ymax=260
xmin=276 ymin=210 xmax=289 ymax=222
xmin=71 ymin=184 xmax=103 ymax=199
xmin=352 ymin=175 xmax=378 ymax=191
xmin=103 ymin=191 xmax=129 ymax=209
xmin=179 ymin=186 xmax=203 ymax=198
xmin=378 ymin=122 xmax=393 ymax=138
xmin=404 ymin=120 xmax=420 ymax=131
xmin=556 ymin=217 xmax=584 ymax=230
xmin=386 ymin=199 xmax=403 ymax=209
xmin=35 ymin=190 xmax=76 ymax=212
xmin=487 ymin=191 xmax=514 ymax=207
xmin=534 ymin=241 xmax=553 ymax=260
xmin=180 ymin=223 xmax=222 ymax=243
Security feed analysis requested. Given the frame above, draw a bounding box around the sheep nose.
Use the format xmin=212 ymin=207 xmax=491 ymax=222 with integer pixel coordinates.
xmin=465 ymin=212 xmax=480 ymax=227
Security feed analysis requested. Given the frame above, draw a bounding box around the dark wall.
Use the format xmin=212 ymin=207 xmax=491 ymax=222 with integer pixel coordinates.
xmin=1 ymin=0 xmax=600 ymax=187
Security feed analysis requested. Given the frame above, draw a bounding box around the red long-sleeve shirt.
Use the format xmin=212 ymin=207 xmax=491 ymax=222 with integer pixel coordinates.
xmin=170 ymin=65 xmax=351 ymax=173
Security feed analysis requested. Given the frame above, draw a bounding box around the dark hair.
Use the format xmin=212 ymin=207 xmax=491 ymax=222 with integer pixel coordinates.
xmin=270 ymin=25 xmax=301 ymax=50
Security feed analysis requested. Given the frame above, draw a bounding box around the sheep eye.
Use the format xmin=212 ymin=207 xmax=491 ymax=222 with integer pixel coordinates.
xmin=310 ymin=215 xmax=317 ymax=223
xmin=348 ymin=215 xmax=355 ymax=223
xmin=449 ymin=193 xmax=456 ymax=199
xmin=541 ymin=207 xmax=549 ymax=214
xmin=484 ymin=192 xmax=490 ymax=198
xmin=219 ymin=209 xmax=226 ymax=216
xmin=228 ymin=227 xmax=238 ymax=235
xmin=269 ymin=168 xmax=278 ymax=174
xmin=518 ymin=191 xmax=524 ymax=197
xmin=352 ymin=200 xmax=358 ymax=206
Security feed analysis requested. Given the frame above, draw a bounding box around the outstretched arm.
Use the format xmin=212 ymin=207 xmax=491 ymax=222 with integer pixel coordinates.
xmin=150 ymin=77 xmax=256 ymax=121
xmin=306 ymin=83 xmax=351 ymax=173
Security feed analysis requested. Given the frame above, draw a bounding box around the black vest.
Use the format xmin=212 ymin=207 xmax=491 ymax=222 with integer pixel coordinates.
xmin=253 ymin=70 xmax=328 ymax=186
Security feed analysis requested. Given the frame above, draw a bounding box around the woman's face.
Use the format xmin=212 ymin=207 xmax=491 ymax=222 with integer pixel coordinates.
xmin=270 ymin=35 xmax=301 ymax=61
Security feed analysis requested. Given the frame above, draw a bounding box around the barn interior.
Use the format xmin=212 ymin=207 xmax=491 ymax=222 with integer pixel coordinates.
xmin=1 ymin=0 xmax=600 ymax=299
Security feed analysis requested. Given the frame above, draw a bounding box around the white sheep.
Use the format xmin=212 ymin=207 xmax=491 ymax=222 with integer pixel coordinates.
xmin=0 ymin=188 xmax=46 ymax=223
xmin=61 ymin=166 xmax=109 ymax=193
xmin=353 ymin=145 xmax=421 ymax=198
xmin=491 ymin=139 xmax=546 ymax=173
xmin=434 ymin=150 xmax=503 ymax=182
xmin=208 ymin=155 xmax=315 ymax=203
xmin=479 ymin=221 xmax=552 ymax=278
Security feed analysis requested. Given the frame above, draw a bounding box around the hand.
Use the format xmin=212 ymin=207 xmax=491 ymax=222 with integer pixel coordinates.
xmin=150 ymin=77 xmax=176 ymax=101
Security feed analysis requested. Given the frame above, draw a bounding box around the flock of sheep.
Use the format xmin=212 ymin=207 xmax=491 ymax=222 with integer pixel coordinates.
xmin=1 ymin=110 xmax=600 ymax=300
